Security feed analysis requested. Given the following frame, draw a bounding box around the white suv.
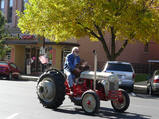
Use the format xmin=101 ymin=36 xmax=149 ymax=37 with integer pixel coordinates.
xmin=102 ymin=61 xmax=135 ymax=92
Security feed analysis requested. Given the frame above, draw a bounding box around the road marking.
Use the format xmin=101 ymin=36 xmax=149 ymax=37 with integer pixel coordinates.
xmin=6 ymin=113 xmax=19 ymax=119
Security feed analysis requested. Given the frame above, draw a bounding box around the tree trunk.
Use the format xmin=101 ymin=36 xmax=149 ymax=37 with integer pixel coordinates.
xmin=99 ymin=38 xmax=111 ymax=60
xmin=114 ymin=40 xmax=128 ymax=59
xmin=81 ymin=23 xmax=129 ymax=61
xmin=98 ymin=27 xmax=128 ymax=61
xmin=110 ymin=27 xmax=116 ymax=61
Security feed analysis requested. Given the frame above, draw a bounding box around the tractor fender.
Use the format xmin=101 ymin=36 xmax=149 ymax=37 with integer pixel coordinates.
xmin=38 ymin=68 xmax=66 ymax=83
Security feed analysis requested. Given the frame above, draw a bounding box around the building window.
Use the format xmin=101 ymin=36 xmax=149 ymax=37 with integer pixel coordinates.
xmin=0 ymin=0 xmax=5 ymax=15
xmin=22 ymin=0 xmax=28 ymax=10
xmin=8 ymin=0 xmax=13 ymax=23
xmin=61 ymin=48 xmax=71 ymax=68
xmin=4 ymin=50 xmax=11 ymax=61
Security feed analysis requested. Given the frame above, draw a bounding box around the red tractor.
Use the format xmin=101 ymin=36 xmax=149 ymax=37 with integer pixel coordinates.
xmin=36 ymin=51 xmax=130 ymax=114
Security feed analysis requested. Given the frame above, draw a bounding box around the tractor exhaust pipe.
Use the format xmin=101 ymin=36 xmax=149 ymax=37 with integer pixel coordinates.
xmin=93 ymin=50 xmax=97 ymax=91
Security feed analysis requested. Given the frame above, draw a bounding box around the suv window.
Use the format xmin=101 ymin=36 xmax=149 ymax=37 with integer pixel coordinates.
xmin=106 ymin=63 xmax=133 ymax=72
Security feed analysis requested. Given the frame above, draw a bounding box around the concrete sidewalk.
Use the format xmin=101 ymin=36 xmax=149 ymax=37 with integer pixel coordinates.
xmin=19 ymin=75 xmax=39 ymax=81
xmin=134 ymin=81 xmax=147 ymax=88
xmin=135 ymin=81 xmax=147 ymax=86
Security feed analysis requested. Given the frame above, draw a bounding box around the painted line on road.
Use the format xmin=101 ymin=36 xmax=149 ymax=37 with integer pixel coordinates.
xmin=134 ymin=85 xmax=147 ymax=88
xmin=6 ymin=113 xmax=19 ymax=119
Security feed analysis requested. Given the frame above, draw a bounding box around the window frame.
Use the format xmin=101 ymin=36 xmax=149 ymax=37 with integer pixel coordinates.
xmin=7 ymin=0 xmax=13 ymax=23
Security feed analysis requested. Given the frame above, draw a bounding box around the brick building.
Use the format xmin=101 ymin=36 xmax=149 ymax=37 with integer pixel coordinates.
xmin=78 ymin=33 xmax=159 ymax=73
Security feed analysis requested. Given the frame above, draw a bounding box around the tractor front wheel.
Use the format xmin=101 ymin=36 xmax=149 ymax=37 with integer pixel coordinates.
xmin=81 ymin=90 xmax=100 ymax=115
xmin=111 ymin=89 xmax=130 ymax=112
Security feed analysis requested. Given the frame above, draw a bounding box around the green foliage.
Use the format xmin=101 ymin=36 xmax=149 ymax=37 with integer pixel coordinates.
xmin=0 ymin=40 xmax=11 ymax=60
xmin=0 ymin=11 xmax=11 ymax=60
xmin=135 ymin=73 xmax=150 ymax=82
xmin=0 ymin=11 xmax=5 ymax=38
xmin=17 ymin=0 xmax=159 ymax=60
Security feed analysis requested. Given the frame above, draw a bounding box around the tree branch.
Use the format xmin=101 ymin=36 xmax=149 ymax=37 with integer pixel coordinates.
xmin=94 ymin=24 xmax=104 ymax=40
xmin=114 ymin=40 xmax=128 ymax=59
xmin=94 ymin=24 xmax=111 ymax=59
xmin=149 ymin=0 xmax=154 ymax=6
xmin=111 ymin=27 xmax=116 ymax=58
xmin=77 ymin=21 xmax=113 ymax=60
xmin=77 ymin=22 xmax=100 ymax=39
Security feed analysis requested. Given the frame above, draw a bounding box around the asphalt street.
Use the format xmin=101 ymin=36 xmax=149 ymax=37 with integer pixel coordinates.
xmin=0 ymin=80 xmax=159 ymax=119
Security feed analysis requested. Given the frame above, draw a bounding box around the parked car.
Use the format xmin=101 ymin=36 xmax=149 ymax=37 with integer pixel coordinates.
xmin=0 ymin=61 xmax=20 ymax=80
xmin=102 ymin=61 xmax=135 ymax=92
xmin=147 ymin=70 xmax=159 ymax=95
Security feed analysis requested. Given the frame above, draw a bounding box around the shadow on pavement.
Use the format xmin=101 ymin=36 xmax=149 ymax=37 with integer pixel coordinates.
xmin=53 ymin=106 xmax=151 ymax=119
xmin=99 ymin=107 xmax=151 ymax=119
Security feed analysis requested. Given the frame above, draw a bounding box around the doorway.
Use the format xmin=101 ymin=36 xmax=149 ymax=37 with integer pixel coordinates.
xmin=25 ymin=47 xmax=42 ymax=75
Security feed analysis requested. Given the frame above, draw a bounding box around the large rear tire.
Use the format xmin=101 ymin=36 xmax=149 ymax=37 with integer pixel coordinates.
xmin=81 ymin=90 xmax=100 ymax=115
xmin=36 ymin=71 xmax=65 ymax=109
xmin=111 ymin=89 xmax=130 ymax=112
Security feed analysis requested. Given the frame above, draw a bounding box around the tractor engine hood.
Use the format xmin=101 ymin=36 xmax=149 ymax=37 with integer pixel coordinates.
xmin=80 ymin=71 xmax=118 ymax=82
xmin=80 ymin=71 xmax=119 ymax=96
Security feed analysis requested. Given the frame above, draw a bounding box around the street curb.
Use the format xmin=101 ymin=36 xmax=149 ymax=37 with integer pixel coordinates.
xmin=134 ymin=84 xmax=147 ymax=94
xmin=134 ymin=85 xmax=147 ymax=89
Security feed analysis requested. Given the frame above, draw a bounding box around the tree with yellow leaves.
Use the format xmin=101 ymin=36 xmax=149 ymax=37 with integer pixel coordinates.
xmin=17 ymin=0 xmax=159 ymax=60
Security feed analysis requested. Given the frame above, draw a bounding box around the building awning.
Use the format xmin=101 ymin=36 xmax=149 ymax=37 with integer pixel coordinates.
xmin=5 ymin=40 xmax=79 ymax=46
xmin=5 ymin=40 xmax=37 ymax=45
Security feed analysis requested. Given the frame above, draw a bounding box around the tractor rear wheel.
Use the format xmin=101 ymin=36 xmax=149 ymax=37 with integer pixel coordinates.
xmin=81 ymin=90 xmax=100 ymax=115
xmin=111 ymin=89 xmax=130 ymax=112
xmin=36 ymin=72 xmax=65 ymax=109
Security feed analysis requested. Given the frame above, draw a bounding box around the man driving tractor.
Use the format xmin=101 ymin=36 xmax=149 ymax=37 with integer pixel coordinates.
xmin=37 ymin=48 xmax=130 ymax=114
xmin=64 ymin=47 xmax=81 ymax=91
